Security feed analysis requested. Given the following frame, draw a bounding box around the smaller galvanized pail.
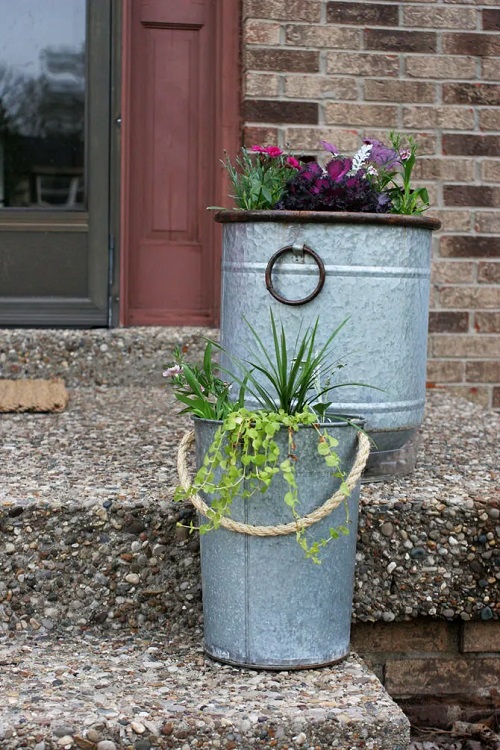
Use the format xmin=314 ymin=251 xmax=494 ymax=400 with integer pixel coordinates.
xmin=183 ymin=416 xmax=368 ymax=670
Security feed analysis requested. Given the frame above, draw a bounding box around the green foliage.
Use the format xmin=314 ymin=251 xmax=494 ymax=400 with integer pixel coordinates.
xmin=223 ymin=147 xmax=297 ymax=210
xmin=380 ymin=132 xmax=430 ymax=216
xmin=165 ymin=314 xmax=372 ymax=562
xmin=164 ymin=342 xmax=244 ymax=420
xmin=221 ymin=311 xmax=372 ymax=417
xmin=175 ymin=406 xmax=352 ymax=563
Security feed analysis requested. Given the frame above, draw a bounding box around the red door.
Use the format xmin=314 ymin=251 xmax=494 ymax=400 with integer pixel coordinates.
xmin=121 ymin=0 xmax=239 ymax=326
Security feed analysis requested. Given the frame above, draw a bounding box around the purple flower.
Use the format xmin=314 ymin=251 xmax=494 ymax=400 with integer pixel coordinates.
xmin=326 ymin=158 xmax=352 ymax=182
xmin=363 ymin=139 xmax=399 ymax=169
xmin=320 ymin=140 xmax=339 ymax=155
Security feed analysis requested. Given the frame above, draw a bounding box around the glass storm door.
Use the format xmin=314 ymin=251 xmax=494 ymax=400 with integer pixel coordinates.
xmin=0 ymin=0 xmax=111 ymax=326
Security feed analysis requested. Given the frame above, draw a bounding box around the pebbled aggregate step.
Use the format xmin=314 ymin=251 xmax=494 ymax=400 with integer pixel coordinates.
xmin=0 ymin=630 xmax=410 ymax=750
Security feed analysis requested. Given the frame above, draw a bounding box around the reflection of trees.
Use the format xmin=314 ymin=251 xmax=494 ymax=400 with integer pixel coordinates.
xmin=0 ymin=45 xmax=85 ymax=138
xmin=0 ymin=45 xmax=85 ymax=206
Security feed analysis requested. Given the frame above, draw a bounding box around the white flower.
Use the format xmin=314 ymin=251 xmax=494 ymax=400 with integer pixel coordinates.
xmin=366 ymin=165 xmax=378 ymax=177
xmin=162 ymin=365 xmax=183 ymax=378
xmin=350 ymin=143 xmax=372 ymax=174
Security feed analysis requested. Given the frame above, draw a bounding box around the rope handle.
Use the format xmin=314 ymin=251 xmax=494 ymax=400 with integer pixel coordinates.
xmin=176 ymin=429 xmax=370 ymax=538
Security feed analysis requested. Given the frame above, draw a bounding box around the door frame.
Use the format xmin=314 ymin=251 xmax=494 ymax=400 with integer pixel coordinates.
xmin=118 ymin=0 xmax=241 ymax=327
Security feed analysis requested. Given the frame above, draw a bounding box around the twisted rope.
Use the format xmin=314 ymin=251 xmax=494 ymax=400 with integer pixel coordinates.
xmin=176 ymin=429 xmax=370 ymax=537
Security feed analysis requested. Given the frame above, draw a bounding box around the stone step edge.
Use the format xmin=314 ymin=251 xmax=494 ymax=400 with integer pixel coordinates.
xmin=0 ymin=632 xmax=410 ymax=750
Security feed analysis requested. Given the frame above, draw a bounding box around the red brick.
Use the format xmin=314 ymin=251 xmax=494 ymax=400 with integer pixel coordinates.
xmin=283 ymin=75 xmax=357 ymax=100
xmin=493 ymin=387 xmax=500 ymax=408
xmin=365 ymin=29 xmax=437 ymax=54
xmin=245 ymin=73 xmax=280 ymax=98
xmin=385 ymin=657 xmax=500 ymax=696
xmin=439 ymin=285 xmax=500 ymax=308
xmin=481 ymin=160 xmax=500 ymax=182
xmin=404 ymin=55 xmax=477 ymax=79
xmin=475 ymin=211 xmax=500 ymax=234
xmin=482 ymin=9 xmax=500 ymax=31
xmin=285 ymin=24 xmax=361 ymax=49
xmin=413 ymin=158 xmax=474 ymax=182
xmin=462 ymin=622 xmax=500 ymax=654
xmin=327 ymin=2 xmax=398 ymax=26
xmin=443 ymin=33 xmax=500 ymax=57
xmin=245 ymin=49 xmax=320 ymax=73
xmin=482 ymin=58 xmax=500 ymax=80
xmin=427 ymin=360 xmax=464 ymax=382
xmin=440 ymin=234 xmax=500 ymax=257
xmin=430 ymin=335 xmax=500 ymax=358
xmin=443 ymin=186 xmax=500 ymax=209
xmin=478 ymin=262 xmax=500 ymax=283
xmin=466 ymin=360 xmax=500 ymax=382
xmin=284 ymin=128 xmax=359 ymax=152
xmin=365 ymin=79 xmax=436 ymax=104
xmin=429 ymin=311 xmax=469 ymax=333
xmin=325 ymin=103 xmax=398 ymax=126
xmin=243 ymin=126 xmax=280 ymax=147
xmin=475 ymin=312 xmax=500 ymax=333
xmin=244 ymin=100 xmax=318 ymax=124
xmin=244 ymin=0 xmax=321 ymax=22
xmin=351 ymin=620 xmax=454 ymax=655
xmin=403 ymin=105 xmax=475 ymax=130
xmin=480 ymin=109 xmax=500 ymax=132
xmin=430 ymin=211 xmax=472 ymax=234
xmin=403 ymin=6 xmax=477 ymax=29
xmin=432 ymin=259 xmax=475 ymax=282
xmin=443 ymin=83 xmax=500 ymax=106
xmin=327 ymin=52 xmax=399 ymax=77
xmin=443 ymin=134 xmax=500 ymax=157
xmin=244 ymin=20 xmax=281 ymax=46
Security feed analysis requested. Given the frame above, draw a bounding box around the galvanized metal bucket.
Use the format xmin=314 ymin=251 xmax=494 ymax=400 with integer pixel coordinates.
xmin=215 ymin=211 xmax=441 ymax=480
xmin=194 ymin=416 xmax=364 ymax=669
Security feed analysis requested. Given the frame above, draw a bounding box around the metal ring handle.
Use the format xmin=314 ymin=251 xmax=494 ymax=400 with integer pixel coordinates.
xmin=265 ymin=244 xmax=326 ymax=306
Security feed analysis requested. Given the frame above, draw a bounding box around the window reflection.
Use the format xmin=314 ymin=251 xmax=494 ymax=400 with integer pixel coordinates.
xmin=0 ymin=0 xmax=86 ymax=209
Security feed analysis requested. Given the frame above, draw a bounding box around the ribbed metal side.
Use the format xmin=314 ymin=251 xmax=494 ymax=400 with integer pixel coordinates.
xmin=195 ymin=418 xmax=362 ymax=669
xmin=219 ymin=218 xmax=434 ymax=457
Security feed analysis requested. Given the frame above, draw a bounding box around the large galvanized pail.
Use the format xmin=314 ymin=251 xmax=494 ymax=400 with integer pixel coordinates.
xmin=215 ymin=211 xmax=441 ymax=480
xmin=193 ymin=416 xmax=364 ymax=669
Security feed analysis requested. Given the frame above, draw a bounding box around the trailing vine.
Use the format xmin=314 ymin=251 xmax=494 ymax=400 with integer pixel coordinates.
xmin=175 ymin=406 xmax=352 ymax=563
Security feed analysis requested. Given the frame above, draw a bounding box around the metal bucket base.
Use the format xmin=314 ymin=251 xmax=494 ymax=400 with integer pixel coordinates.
xmin=362 ymin=434 xmax=420 ymax=482
xmin=204 ymin=648 xmax=349 ymax=671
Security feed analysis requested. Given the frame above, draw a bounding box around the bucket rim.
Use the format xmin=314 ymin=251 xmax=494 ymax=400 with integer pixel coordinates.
xmin=193 ymin=414 xmax=365 ymax=429
xmin=214 ymin=209 xmax=441 ymax=231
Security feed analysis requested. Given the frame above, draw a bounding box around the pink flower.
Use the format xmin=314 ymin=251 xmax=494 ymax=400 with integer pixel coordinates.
xmin=250 ymin=145 xmax=283 ymax=158
xmin=163 ymin=365 xmax=183 ymax=378
xmin=400 ymin=148 xmax=411 ymax=161
xmin=263 ymin=145 xmax=283 ymax=158
xmin=286 ymin=156 xmax=301 ymax=169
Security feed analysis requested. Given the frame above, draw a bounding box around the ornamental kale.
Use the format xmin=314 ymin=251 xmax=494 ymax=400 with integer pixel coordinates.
xmin=221 ymin=132 xmax=429 ymax=215
xmin=277 ymin=133 xmax=428 ymax=214
xmin=275 ymin=159 xmax=391 ymax=213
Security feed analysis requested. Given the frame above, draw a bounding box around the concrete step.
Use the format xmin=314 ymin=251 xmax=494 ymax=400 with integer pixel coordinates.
xmin=0 ymin=630 xmax=411 ymax=750
xmin=0 ymin=387 xmax=498 ymax=633
xmin=0 ymin=327 xmax=214 ymax=387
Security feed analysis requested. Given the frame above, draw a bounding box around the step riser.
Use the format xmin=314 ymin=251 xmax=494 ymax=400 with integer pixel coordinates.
xmin=0 ymin=328 xmax=215 ymax=386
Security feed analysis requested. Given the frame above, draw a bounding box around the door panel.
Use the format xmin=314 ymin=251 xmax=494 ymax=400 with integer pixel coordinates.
xmin=124 ymin=0 xmax=217 ymax=326
xmin=0 ymin=0 xmax=110 ymax=326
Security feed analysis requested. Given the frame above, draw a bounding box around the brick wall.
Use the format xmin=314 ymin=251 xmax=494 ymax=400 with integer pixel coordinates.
xmin=351 ymin=619 xmax=500 ymax=726
xmin=242 ymin=0 xmax=500 ymax=410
